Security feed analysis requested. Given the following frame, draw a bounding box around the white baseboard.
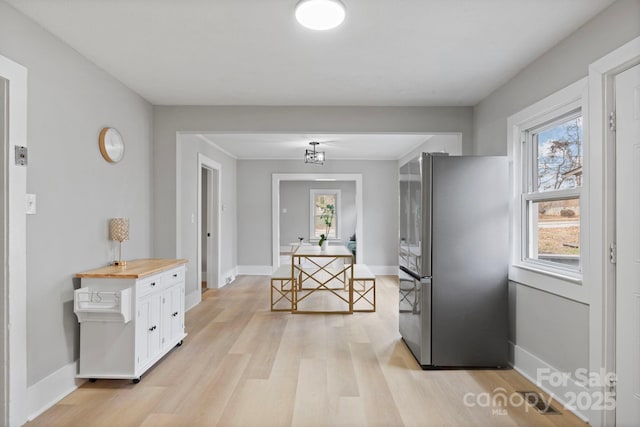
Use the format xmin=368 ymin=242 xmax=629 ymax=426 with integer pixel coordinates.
xmin=218 ymin=267 xmax=238 ymax=288
xmin=27 ymin=360 xmax=85 ymax=421
xmin=185 ymin=290 xmax=200 ymax=311
xmin=511 ymin=343 xmax=591 ymax=423
xmin=237 ymin=265 xmax=273 ymax=275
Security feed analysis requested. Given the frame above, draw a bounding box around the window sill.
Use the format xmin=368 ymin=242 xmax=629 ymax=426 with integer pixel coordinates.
xmin=509 ymin=263 xmax=588 ymax=304
xmin=515 ymin=261 xmax=582 ymax=283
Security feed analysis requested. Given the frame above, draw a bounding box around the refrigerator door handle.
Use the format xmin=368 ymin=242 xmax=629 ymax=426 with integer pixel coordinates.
xmin=399 ymin=265 xmax=421 ymax=281
xmin=421 ymin=153 xmax=433 ymax=277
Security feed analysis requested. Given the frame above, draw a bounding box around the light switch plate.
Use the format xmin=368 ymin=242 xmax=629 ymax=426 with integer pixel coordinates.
xmin=26 ymin=193 xmax=36 ymax=215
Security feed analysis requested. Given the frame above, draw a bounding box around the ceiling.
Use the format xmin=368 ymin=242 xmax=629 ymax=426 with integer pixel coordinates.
xmin=192 ymin=133 xmax=443 ymax=160
xmin=7 ymin=0 xmax=615 ymax=107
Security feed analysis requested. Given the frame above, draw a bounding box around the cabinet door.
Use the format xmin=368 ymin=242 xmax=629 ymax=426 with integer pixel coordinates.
xmin=160 ymin=284 xmax=184 ymax=349
xmin=137 ymin=293 xmax=162 ymax=368
xmin=160 ymin=290 xmax=171 ymax=349
xmin=168 ymin=283 xmax=185 ymax=342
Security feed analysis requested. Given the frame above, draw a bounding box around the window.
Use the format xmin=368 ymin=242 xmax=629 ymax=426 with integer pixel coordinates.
xmin=523 ymin=112 xmax=582 ymax=271
xmin=310 ymin=189 xmax=340 ymax=240
xmin=509 ymin=78 xmax=586 ymax=282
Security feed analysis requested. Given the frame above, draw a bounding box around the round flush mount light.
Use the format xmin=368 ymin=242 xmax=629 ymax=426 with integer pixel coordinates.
xmin=295 ymin=0 xmax=346 ymax=31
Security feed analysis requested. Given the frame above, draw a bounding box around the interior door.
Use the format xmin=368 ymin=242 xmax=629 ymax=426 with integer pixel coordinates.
xmin=207 ymin=168 xmax=218 ymax=288
xmin=0 ymin=76 xmax=6 ymax=427
xmin=615 ymin=62 xmax=640 ymax=426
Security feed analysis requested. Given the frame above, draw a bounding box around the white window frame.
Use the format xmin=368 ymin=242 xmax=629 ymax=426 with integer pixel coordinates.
xmin=522 ymin=109 xmax=583 ymax=271
xmin=508 ymin=78 xmax=589 ymax=301
xmin=309 ymin=189 xmax=341 ymax=241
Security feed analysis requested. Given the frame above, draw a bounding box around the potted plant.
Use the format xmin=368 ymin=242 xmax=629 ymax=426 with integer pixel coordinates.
xmin=317 ymin=203 xmax=335 ymax=250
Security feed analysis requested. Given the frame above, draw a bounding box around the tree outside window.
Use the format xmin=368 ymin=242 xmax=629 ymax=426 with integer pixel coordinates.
xmin=525 ymin=111 xmax=582 ymax=270
xmin=310 ymin=190 xmax=339 ymax=240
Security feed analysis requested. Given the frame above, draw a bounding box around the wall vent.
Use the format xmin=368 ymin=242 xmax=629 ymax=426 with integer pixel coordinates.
xmin=516 ymin=391 xmax=560 ymax=415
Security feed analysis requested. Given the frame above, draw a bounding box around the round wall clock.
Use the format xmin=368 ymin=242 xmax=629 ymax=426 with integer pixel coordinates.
xmin=99 ymin=127 xmax=124 ymax=163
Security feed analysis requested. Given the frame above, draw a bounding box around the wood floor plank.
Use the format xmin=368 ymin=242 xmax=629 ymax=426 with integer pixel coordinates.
xmin=229 ymin=311 xmax=288 ymax=379
xmin=350 ymin=341 xmax=405 ymax=425
xmin=217 ymin=378 xmax=296 ymax=427
xmin=291 ymin=358 xmax=330 ymax=426
xmin=326 ymin=325 xmax=359 ymax=397
xmin=26 ymin=275 xmax=587 ymax=427
xmin=184 ymin=353 xmax=252 ymax=425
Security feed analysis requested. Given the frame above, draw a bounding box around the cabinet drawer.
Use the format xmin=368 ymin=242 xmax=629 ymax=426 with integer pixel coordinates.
xmin=164 ymin=267 xmax=184 ymax=286
xmin=137 ymin=275 xmax=164 ymax=298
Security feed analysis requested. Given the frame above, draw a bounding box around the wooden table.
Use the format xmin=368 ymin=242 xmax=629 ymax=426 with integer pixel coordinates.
xmin=291 ymin=245 xmax=354 ymax=314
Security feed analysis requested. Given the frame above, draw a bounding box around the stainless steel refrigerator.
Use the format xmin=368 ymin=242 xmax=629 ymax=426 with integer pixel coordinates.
xmin=399 ymin=153 xmax=508 ymax=368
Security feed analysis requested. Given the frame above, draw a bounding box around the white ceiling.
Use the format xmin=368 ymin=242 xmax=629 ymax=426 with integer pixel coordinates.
xmin=7 ymin=0 xmax=615 ymax=107
xmin=192 ymin=133 xmax=442 ymax=160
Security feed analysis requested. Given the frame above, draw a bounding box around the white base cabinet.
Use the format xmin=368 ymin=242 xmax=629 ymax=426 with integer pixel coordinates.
xmin=75 ymin=259 xmax=187 ymax=382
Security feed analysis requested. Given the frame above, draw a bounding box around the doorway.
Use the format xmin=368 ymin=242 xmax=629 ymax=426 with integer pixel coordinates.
xmin=197 ymin=154 xmax=221 ymax=292
xmin=589 ymin=36 xmax=640 ymax=426
xmin=613 ymin=62 xmax=640 ymax=426
xmin=0 ymin=53 xmax=28 ymax=427
xmin=272 ymin=174 xmax=363 ymax=269
xmin=0 ymin=75 xmax=7 ymax=427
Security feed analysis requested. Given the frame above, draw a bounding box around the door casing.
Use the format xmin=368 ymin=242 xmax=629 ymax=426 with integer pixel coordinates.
xmin=588 ymin=35 xmax=640 ymax=426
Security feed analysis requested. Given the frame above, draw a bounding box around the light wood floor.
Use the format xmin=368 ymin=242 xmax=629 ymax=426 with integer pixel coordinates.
xmin=27 ymin=275 xmax=586 ymax=427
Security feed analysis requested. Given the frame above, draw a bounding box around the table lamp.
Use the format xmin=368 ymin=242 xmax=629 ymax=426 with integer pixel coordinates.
xmin=109 ymin=218 xmax=129 ymax=267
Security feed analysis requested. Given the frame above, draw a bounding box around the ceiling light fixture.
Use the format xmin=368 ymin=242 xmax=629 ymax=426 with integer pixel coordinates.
xmin=305 ymin=142 xmax=325 ymax=164
xmin=295 ymin=0 xmax=346 ymax=31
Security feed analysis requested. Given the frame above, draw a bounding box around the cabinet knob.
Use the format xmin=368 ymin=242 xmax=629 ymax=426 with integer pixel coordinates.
xmin=172 ymin=311 xmax=179 ymax=317
xmin=150 ymin=282 xmax=156 ymax=287
xmin=148 ymin=325 xmax=157 ymax=332
xmin=173 ymin=273 xmax=178 ymax=278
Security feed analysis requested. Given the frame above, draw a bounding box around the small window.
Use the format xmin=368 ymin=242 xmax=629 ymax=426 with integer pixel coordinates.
xmin=520 ymin=109 xmax=583 ymax=275
xmin=310 ymin=189 xmax=340 ymax=240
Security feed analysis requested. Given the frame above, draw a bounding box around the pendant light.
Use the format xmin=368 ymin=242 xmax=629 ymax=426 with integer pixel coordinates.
xmin=304 ymin=142 xmax=325 ymax=164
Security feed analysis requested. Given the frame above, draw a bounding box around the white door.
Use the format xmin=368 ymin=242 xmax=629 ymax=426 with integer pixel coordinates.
xmin=208 ymin=169 xmax=218 ymax=288
xmin=197 ymin=157 xmax=220 ymax=291
xmin=0 ymin=76 xmax=7 ymax=427
xmin=615 ymin=63 xmax=640 ymax=426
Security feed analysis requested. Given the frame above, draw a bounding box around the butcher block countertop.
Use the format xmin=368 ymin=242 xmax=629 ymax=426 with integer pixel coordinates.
xmin=76 ymin=258 xmax=188 ymax=279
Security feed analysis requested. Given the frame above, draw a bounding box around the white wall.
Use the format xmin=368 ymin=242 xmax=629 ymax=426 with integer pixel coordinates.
xmin=0 ymin=0 xmax=154 ymax=416
xmin=152 ymin=106 xmax=474 ymax=262
xmin=398 ymin=134 xmax=462 ymax=166
xmin=473 ymin=1 xmax=640 ymax=421
xmin=474 ymin=0 xmax=640 ymax=155
xmin=280 ymin=181 xmax=356 ymax=245
xmin=178 ymin=135 xmax=237 ymax=304
xmin=238 ymin=159 xmax=398 ymax=270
